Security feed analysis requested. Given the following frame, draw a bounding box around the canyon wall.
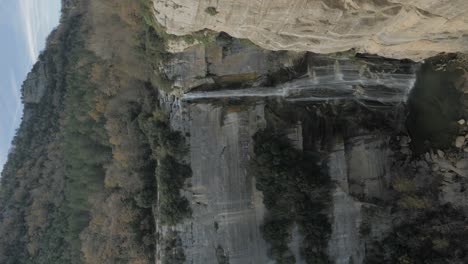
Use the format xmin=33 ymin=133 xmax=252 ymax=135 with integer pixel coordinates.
xmin=157 ymin=34 xmax=420 ymax=263
xmin=153 ymin=0 xmax=468 ymax=60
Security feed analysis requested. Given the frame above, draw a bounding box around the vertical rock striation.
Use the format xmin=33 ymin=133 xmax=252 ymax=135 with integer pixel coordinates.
xmin=175 ymin=103 xmax=271 ymax=264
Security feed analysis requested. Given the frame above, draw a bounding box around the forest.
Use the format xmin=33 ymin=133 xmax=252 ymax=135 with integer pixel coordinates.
xmin=0 ymin=0 xmax=187 ymax=263
xmin=251 ymin=128 xmax=332 ymax=264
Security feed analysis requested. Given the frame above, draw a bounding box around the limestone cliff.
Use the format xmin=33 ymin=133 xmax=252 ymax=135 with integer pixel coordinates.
xmin=153 ymin=0 xmax=468 ymax=60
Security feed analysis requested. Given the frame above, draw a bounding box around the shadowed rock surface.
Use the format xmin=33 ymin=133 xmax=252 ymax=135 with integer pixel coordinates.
xmin=159 ymin=103 xmax=272 ymax=264
xmin=158 ymin=35 xmax=426 ymax=263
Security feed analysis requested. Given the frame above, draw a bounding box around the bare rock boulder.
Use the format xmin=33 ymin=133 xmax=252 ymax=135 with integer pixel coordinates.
xmin=455 ymin=136 xmax=465 ymax=148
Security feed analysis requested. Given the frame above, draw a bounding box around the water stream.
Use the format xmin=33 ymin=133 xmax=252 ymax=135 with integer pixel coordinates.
xmin=182 ymin=58 xmax=417 ymax=105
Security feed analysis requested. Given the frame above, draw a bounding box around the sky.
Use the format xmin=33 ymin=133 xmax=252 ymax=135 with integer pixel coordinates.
xmin=0 ymin=0 xmax=61 ymax=171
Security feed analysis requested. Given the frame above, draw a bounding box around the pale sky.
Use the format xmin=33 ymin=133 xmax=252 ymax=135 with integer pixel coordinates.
xmin=0 ymin=0 xmax=61 ymax=170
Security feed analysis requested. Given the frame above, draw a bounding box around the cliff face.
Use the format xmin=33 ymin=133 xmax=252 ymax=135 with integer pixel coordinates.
xmin=157 ymin=24 xmax=468 ymax=261
xmin=22 ymin=61 xmax=49 ymax=104
xmin=158 ymin=34 xmax=418 ymax=263
xmin=174 ymin=103 xmax=270 ymax=264
xmin=153 ymin=0 xmax=468 ymax=60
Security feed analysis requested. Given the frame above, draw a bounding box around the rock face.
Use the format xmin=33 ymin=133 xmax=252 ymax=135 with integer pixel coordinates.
xmin=163 ymin=103 xmax=272 ymax=264
xmin=22 ymin=61 xmax=48 ymax=104
xmin=162 ymin=36 xmax=418 ymax=103
xmin=159 ymin=36 xmax=468 ymax=263
xmin=162 ymin=37 xmax=299 ymax=93
xmin=328 ymin=140 xmax=364 ymax=264
xmin=166 ymin=102 xmax=401 ymax=264
xmin=153 ymin=0 xmax=468 ymax=60
xmin=159 ymin=39 xmax=418 ymax=263
xmin=327 ymin=134 xmax=394 ymax=264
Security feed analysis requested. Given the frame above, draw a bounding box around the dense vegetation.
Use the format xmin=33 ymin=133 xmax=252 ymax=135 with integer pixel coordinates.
xmin=407 ymin=54 xmax=465 ymax=154
xmin=0 ymin=0 xmax=191 ymax=263
xmin=370 ymin=205 xmax=468 ymax=264
xmin=0 ymin=6 xmax=96 ymax=262
xmin=364 ymin=162 xmax=468 ymax=264
xmin=160 ymin=230 xmax=186 ymax=264
xmin=251 ymin=128 xmax=332 ymax=264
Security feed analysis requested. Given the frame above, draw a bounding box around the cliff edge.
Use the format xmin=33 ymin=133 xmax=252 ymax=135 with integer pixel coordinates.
xmin=153 ymin=0 xmax=468 ymax=60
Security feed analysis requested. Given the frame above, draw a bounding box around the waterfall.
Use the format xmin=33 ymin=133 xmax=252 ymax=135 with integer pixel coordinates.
xmin=182 ymin=58 xmax=417 ymax=105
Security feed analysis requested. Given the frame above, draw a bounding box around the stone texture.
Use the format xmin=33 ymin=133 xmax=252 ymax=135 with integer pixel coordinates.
xmin=153 ymin=0 xmax=468 ymax=60
xmin=456 ymin=159 xmax=468 ymax=169
xmin=327 ymin=139 xmax=365 ymax=264
xmin=345 ymin=135 xmax=393 ymax=200
xmin=163 ymin=98 xmax=411 ymax=264
xmin=169 ymin=103 xmax=272 ymax=264
xmin=162 ymin=38 xmax=300 ymax=93
xmin=326 ymin=134 xmax=395 ymax=263
xmin=455 ymin=136 xmax=465 ymax=148
xmin=157 ymin=27 xmax=463 ymax=264
xmin=22 ymin=61 xmax=48 ymax=104
xmin=182 ymin=53 xmax=417 ymax=104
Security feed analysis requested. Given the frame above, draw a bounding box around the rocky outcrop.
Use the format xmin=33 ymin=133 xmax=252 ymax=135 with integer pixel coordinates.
xmin=153 ymin=0 xmax=468 ymax=60
xmin=161 ymin=36 xmax=300 ymax=93
xmin=22 ymin=61 xmax=48 ymax=104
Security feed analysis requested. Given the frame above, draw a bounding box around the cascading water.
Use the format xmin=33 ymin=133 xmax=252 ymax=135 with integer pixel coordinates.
xmin=182 ymin=56 xmax=418 ymax=106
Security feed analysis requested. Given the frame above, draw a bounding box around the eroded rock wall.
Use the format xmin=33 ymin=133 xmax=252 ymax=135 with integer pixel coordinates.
xmin=327 ymin=134 xmax=395 ymax=264
xmin=158 ymin=37 xmax=420 ymax=263
xmin=170 ymin=103 xmax=271 ymax=264
xmin=153 ymin=0 xmax=468 ymax=60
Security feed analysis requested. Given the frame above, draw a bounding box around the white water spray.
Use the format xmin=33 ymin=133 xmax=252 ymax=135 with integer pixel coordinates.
xmin=182 ymin=59 xmax=417 ymax=104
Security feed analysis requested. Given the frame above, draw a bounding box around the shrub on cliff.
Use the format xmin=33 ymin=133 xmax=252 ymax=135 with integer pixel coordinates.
xmin=251 ymin=129 xmax=332 ymax=264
